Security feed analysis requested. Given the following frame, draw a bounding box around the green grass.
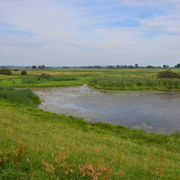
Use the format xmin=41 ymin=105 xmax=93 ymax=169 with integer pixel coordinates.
xmin=0 ymin=68 xmax=180 ymax=90
xmin=89 ymin=77 xmax=180 ymax=90
xmin=0 ymin=87 xmax=40 ymax=106
xmin=0 ymin=96 xmax=180 ymax=179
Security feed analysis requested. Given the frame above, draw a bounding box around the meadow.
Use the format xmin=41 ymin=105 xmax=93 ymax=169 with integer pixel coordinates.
xmin=0 ymin=68 xmax=180 ymax=179
xmin=0 ymin=68 xmax=180 ymax=90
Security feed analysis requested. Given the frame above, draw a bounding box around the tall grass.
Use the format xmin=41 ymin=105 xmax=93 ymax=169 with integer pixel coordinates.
xmin=0 ymin=87 xmax=40 ymax=105
xmin=51 ymin=75 xmax=79 ymax=81
xmin=90 ymin=77 xmax=180 ymax=90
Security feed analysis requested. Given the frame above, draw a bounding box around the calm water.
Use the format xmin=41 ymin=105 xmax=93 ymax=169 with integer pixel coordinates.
xmin=33 ymin=84 xmax=180 ymax=134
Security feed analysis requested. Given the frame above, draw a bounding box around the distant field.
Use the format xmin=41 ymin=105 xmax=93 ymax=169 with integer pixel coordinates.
xmin=0 ymin=68 xmax=180 ymax=90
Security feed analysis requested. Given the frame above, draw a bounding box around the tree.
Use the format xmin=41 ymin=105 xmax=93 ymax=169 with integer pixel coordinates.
xmin=32 ymin=65 xmax=36 ymax=69
xmin=38 ymin=65 xmax=46 ymax=69
xmin=175 ymin=63 xmax=180 ymax=68
xmin=163 ymin=65 xmax=169 ymax=68
xmin=135 ymin=64 xmax=139 ymax=68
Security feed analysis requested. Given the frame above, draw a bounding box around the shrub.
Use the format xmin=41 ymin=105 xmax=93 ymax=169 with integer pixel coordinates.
xmin=0 ymin=68 xmax=12 ymax=75
xmin=157 ymin=70 xmax=180 ymax=79
xmin=38 ymin=73 xmax=52 ymax=80
xmin=21 ymin=71 xmax=27 ymax=75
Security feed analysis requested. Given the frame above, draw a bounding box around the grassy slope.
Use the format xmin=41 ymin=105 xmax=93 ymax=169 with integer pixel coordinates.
xmin=0 ymin=100 xmax=179 ymax=179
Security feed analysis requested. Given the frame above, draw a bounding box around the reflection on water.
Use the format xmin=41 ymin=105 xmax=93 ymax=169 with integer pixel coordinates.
xmin=33 ymin=84 xmax=180 ymax=134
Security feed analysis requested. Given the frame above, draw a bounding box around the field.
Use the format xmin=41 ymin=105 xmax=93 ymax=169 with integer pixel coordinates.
xmin=0 ymin=68 xmax=180 ymax=90
xmin=0 ymin=68 xmax=180 ymax=179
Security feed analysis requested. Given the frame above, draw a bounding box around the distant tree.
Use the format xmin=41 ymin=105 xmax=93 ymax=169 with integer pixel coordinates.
xmin=146 ymin=65 xmax=155 ymax=68
xmin=175 ymin=63 xmax=180 ymax=68
xmin=38 ymin=65 xmax=46 ymax=69
xmin=42 ymin=65 xmax=46 ymax=69
xmin=163 ymin=64 xmax=169 ymax=68
xmin=107 ymin=65 xmax=115 ymax=69
xmin=135 ymin=64 xmax=139 ymax=68
xmin=129 ymin=65 xmax=133 ymax=68
xmin=32 ymin=65 xmax=36 ymax=69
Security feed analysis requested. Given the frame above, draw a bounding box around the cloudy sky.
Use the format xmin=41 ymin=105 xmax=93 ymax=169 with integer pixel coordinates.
xmin=0 ymin=0 xmax=180 ymax=66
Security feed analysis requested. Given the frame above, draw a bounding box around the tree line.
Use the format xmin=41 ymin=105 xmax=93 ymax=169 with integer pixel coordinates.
xmin=80 ymin=63 xmax=180 ymax=69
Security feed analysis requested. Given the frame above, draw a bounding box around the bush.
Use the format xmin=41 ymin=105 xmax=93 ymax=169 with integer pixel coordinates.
xmin=0 ymin=68 xmax=12 ymax=75
xmin=157 ymin=69 xmax=180 ymax=79
xmin=38 ymin=73 xmax=52 ymax=80
xmin=21 ymin=71 xmax=27 ymax=75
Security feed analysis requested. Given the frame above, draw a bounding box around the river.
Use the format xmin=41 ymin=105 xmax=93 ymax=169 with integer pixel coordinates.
xmin=33 ymin=84 xmax=180 ymax=134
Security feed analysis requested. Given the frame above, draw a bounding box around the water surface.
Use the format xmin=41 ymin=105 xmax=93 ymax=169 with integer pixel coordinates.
xmin=33 ymin=84 xmax=180 ymax=134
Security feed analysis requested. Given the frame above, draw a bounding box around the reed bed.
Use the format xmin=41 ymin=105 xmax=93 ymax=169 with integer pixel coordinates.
xmin=90 ymin=77 xmax=180 ymax=90
xmin=0 ymin=87 xmax=40 ymax=105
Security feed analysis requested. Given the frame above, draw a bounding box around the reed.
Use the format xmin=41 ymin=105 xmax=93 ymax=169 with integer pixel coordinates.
xmin=90 ymin=77 xmax=180 ymax=90
xmin=0 ymin=87 xmax=40 ymax=105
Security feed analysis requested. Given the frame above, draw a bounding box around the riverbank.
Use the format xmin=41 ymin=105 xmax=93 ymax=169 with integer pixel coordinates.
xmin=0 ymin=99 xmax=180 ymax=179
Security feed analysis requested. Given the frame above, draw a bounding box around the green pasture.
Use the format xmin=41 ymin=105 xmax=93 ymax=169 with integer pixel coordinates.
xmin=0 ymin=68 xmax=180 ymax=90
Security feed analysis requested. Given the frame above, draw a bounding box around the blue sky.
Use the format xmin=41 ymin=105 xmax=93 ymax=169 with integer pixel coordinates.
xmin=0 ymin=0 xmax=180 ymax=66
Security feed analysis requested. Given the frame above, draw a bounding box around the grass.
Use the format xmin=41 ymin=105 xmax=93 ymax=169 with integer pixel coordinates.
xmin=0 ymin=87 xmax=40 ymax=106
xmin=0 ymin=93 xmax=180 ymax=179
xmin=0 ymin=68 xmax=180 ymax=90
xmin=89 ymin=77 xmax=180 ymax=90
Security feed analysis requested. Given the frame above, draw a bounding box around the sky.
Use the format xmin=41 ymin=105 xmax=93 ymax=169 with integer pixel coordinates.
xmin=0 ymin=0 xmax=180 ymax=67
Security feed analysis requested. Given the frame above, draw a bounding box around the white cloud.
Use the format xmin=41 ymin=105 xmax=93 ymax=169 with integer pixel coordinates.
xmin=0 ymin=0 xmax=180 ymax=66
xmin=115 ymin=0 xmax=180 ymax=7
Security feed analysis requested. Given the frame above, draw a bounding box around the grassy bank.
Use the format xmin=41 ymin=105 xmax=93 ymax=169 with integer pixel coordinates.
xmin=0 ymin=98 xmax=180 ymax=179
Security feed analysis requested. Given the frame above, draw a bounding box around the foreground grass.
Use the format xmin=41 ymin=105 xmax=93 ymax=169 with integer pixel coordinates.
xmin=0 ymin=100 xmax=179 ymax=179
